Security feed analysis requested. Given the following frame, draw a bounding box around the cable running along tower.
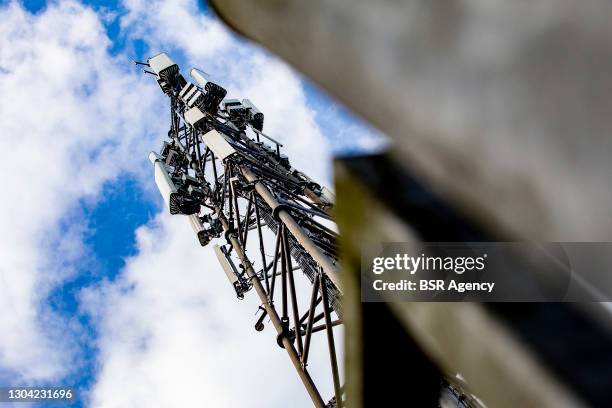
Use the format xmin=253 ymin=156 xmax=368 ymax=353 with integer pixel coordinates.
xmin=140 ymin=53 xmax=343 ymax=407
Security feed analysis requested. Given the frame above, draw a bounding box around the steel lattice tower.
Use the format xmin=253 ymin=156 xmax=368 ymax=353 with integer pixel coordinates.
xmin=139 ymin=53 xmax=344 ymax=407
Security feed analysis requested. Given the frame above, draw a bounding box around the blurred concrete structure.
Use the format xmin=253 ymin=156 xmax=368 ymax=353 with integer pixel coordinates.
xmin=210 ymin=0 xmax=612 ymax=242
xmin=209 ymin=1 xmax=612 ymax=406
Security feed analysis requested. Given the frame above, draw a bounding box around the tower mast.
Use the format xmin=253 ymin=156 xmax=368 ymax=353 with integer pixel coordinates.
xmin=144 ymin=53 xmax=343 ymax=407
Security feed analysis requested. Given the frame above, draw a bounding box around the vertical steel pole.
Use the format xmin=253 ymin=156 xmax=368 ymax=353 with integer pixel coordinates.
xmin=269 ymin=231 xmax=281 ymax=300
xmin=284 ymin=229 xmax=304 ymax=355
xmin=320 ymin=272 xmax=342 ymax=407
xmin=302 ymin=275 xmax=320 ymax=366
xmin=253 ymin=191 xmax=270 ymax=294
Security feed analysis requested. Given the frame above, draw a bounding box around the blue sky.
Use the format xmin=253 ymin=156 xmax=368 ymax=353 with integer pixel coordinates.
xmin=0 ymin=1 xmax=383 ymax=406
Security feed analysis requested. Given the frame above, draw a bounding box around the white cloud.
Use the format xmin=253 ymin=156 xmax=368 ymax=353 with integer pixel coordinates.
xmin=0 ymin=0 xmax=346 ymax=405
xmin=0 ymin=0 xmax=164 ymax=380
xmin=120 ymin=0 xmax=233 ymax=61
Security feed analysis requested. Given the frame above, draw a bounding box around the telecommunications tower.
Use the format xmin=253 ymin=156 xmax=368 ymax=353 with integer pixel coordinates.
xmin=138 ymin=53 xmax=343 ymax=407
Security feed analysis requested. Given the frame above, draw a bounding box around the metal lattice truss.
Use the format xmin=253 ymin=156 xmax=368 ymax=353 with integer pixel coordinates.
xmin=140 ymin=53 xmax=344 ymax=408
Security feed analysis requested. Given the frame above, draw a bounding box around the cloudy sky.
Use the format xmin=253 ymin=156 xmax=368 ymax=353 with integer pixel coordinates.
xmin=0 ymin=0 xmax=384 ymax=407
